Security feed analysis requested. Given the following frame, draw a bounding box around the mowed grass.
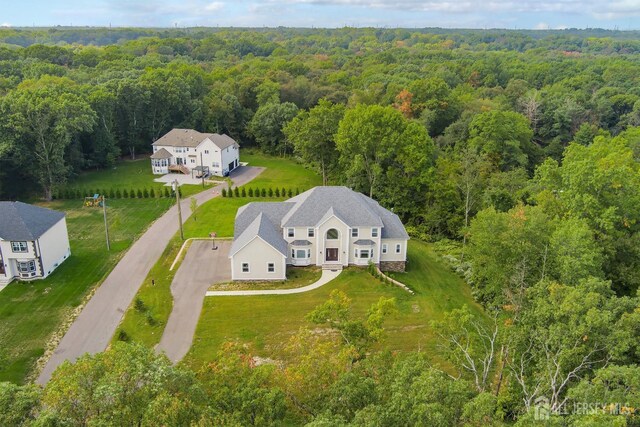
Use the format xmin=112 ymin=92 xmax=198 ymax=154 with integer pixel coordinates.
xmin=114 ymin=151 xmax=322 ymax=348
xmin=183 ymin=240 xmax=486 ymax=370
xmin=0 ymin=198 xmax=173 ymax=384
xmin=68 ymin=157 xmax=214 ymax=198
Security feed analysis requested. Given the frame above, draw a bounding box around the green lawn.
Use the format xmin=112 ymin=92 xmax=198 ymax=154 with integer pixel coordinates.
xmin=183 ymin=240 xmax=486 ymax=371
xmin=113 ymin=151 xmax=323 ymax=348
xmin=66 ymin=157 xmax=214 ymax=199
xmin=241 ymin=150 xmax=321 ymax=191
xmin=0 ymin=198 xmax=173 ymax=384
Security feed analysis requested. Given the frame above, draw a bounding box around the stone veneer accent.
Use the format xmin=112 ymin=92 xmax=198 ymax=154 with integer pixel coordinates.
xmin=380 ymin=261 xmax=406 ymax=273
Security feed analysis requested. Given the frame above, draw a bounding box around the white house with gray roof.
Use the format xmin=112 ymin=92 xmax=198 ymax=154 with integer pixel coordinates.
xmin=0 ymin=202 xmax=71 ymax=286
xmin=151 ymin=128 xmax=240 ymax=177
xmin=229 ymin=186 xmax=409 ymax=281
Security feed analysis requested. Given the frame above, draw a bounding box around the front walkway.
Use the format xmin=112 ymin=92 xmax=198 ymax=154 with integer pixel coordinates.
xmin=205 ymin=268 xmax=342 ymax=296
xmin=37 ymin=166 xmax=263 ymax=384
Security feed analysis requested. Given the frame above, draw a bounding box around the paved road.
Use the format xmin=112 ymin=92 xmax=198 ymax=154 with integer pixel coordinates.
xmin=37 ymin=166 xmax=263 ymax=384
xmin=205 ymin=269 xmax=342 ymax=296
xmin=156 ymin=240 xmax=232 ymax=362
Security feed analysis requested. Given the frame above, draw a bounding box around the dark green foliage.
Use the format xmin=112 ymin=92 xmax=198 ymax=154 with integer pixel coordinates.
xmin=268 ymin=187 xmax=273 ymax=197
xmin=248 ymin=187 xmax=254 ymax=197
xmin=134 ymin=297 xmax=146 ymax=312
xmin=117 ymin=329 xmax=130 ymax=342
xmin=287 ymin=189 xmax=293 ymax=198
xmin=142 ymin=188 xmax=149 ymax=198
xmin=115 ymin=189 xmax=122 ymax=198
xmin=295 ymin=188 xmax=300 ymax=195
xmin=228 ymin=186 xmax=233 ymax=198
xmin=136 ymin=189 xmax=143 ymax=198
xmin=149 ymin=188 xmax=155 ymax=198
xmin=108 ymin=188 xmax=115 ymax=199
xmin=275 ymin=187 xmax=280 ymax=197
xmin=261 ymin=188 xmax=266 ymax=197
xmin=234 ymin=186 xmax=239 ymax=197
xmin=221 ymin=188 xmax=227 ymax=197
xmin=123 ymin=189 xmax=129 ymax=198
xmin=281 ymin=187 xmax=286 ymax=198
xmin=241 ymin=187 xmax=246 ymax=197
xmin=163 ymin=187 xmax=170 ymax=198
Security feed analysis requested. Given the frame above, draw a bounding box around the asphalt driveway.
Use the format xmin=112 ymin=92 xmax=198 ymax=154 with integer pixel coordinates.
xmin=156 ymin=240 xmax=231 ymax=362
xmin=37 ymin=166 xmax=262 ymax=384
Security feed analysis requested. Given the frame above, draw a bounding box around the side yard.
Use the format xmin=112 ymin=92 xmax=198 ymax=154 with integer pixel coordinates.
xmin=0 ymin=198 xmax=173 ymax=384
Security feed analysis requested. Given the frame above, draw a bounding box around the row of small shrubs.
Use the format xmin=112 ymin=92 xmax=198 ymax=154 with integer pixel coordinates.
xmin=53 ymin=186 xmax=181 ymax=200
xmin=221 ymin=186 xmax=301 ymax=198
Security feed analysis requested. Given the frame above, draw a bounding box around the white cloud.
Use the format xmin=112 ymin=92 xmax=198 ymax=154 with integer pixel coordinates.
xmin=535 ymin=22 xmax=549 ymax=29
xmin=204 ymin=1 xmax=224 ymax=12
xmin=0 ymin=23 xmax=11 ymax=27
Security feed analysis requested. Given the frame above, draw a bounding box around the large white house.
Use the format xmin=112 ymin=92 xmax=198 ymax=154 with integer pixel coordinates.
xmin=229 ymin=186 xmax=409 ymax=281
xmin=0 ymin=202 xmax=71 ymax=286
xmin=151 ymin=128 xmax=240 ymax=177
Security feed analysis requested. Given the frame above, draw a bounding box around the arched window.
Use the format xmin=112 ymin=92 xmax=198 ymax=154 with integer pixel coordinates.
xmin=326 ymin=228 xmax=339 ymax=239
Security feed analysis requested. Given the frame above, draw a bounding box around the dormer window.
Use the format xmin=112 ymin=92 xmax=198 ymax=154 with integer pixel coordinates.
xmin=372 ymin=228 xmax=378 ymax=238
xmin=351 ymin=228 xmax=359 ymax=238
xmin=287 ymin=228 xmax=294 ymax=238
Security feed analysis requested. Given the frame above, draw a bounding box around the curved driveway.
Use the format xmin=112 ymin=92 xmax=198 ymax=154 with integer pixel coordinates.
xmin=37 ymin=166 xmax=263 ymax=384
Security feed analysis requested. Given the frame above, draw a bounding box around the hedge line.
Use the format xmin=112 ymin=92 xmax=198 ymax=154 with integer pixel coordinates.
xmin=53 ymin=186 xmax=180 ymax=200
xmin=221 ymin=186 xmax=301 ymax=198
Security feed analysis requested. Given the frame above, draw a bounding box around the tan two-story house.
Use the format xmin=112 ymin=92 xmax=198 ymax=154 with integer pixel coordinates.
xmin=229 ymin=186 xmax=409 ymax=281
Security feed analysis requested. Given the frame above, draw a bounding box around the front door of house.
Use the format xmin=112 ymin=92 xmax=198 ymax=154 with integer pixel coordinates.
xmin=325 ymin=248 xmax=339 ymax=262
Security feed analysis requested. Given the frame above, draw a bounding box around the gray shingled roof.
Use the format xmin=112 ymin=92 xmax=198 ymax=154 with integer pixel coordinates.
xmin=354 ymin=239 xmax=375 ymax=245
xmin=229 ymin=213 xmax=288 ymax=257
xmin=150 ymin=148 xmax=172 ymax=159
xmin=152 ymin=128 xmax=238 ymax=150
xmin=0 ymin=201 xmax=65 ymax=241
xmin=291 ymin=240 xmax=312 ymax=246
xmin=230 ymin=188 xmax=408 ymax=255
xmin=282 ymin=187 xmax=384 ymax=228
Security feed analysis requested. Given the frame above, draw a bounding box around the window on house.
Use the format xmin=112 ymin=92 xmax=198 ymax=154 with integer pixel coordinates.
xmin=308 ymin=228 xmax=315 ymax=238
xmin=213 ymin=162 xmax=220 ymax=168
xmin=18 ymin=260 xmax=36 ymax=273
xmin=205 ymin=150 xmax=209 ymax=154
xmin=267 ymin=263 xmax=275 ymax=273
xmin=395 ymin=244 xmax=401 ymax=254
xmin=359 ymin=249 xmax=370 ymax=259
xmin=296 ymin=249 xmax=307 ymax=259
xmin=287 ymin=228 xmax=294 ymax=238
xmin=372 ymin=228 xmax=378 ymax=237
xmin=326 ymin=229 xmax=338 ymax=239
xmin=382 ymin=244 xmax=388 ymax=254
xmin=11 ymin=242 xmax=27 ymax=252
xmin=242 ymin=263 xmax=249 ymax=273
xmin=190 ymin=159 xmax=195 ymax=164
xmin=351 ymin=228 xmax=359 ymax=237
xmin=307 ymin=249 xmax=311 ymax=258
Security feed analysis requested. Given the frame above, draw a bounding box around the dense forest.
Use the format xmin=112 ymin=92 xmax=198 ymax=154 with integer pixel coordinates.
xmin=2 ymin=27 xmax=640 ymax=425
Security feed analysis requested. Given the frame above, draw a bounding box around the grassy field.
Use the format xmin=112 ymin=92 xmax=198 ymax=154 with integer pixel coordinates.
xmin=0 ymin=198 xmax=173 ymax=384
xmin=113 ymin=151 xmax=323 ymax=348
xmin=183 ymin=240 xmax=486 ymax=370
xmin=66 ymin=157 xmax=214 ymax=199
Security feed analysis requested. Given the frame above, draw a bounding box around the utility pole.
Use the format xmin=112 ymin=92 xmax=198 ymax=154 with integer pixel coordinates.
xmin=200 ymin=152 xmax=205 ymax=188
xmin=174 ymin=180 xmax=184 ymax=240
xmin=102 ymin=195 xmax=110 ymax=251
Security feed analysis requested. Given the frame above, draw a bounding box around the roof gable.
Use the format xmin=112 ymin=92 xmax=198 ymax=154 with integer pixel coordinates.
xmin=152 ymin=128 xmax=239 ymax=150
xmin=230 ymin=213 xmax=287 ymax=257
xmin=0 ymin=201 xmax=65 ymax=241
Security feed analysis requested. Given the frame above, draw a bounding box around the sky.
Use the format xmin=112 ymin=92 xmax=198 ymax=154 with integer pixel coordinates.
xmin=1 ymin=0 xmax=639 ymax=30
